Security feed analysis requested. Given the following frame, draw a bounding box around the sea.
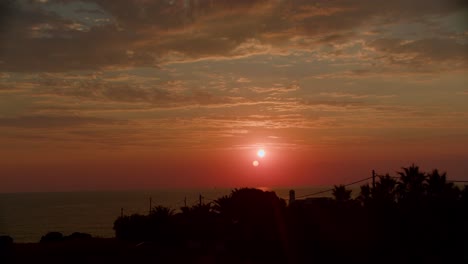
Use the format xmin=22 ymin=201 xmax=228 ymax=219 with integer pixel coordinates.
xmin=0 ymin=187 xmax=340 ymax=243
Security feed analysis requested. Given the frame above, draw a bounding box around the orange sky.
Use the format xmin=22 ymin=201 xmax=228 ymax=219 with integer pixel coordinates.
xmin=1 ymin=0 xmax=467 ymax=192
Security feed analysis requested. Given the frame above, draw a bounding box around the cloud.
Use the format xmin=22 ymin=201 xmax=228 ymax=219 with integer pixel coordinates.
xmin=320 ymin=92 xmax=396 ymax=99
xmin=0 ymin=115 xmax=117 ymax=128
xmin=250 ymin=84 xmax=300 ymax=94
xmin=1 ymin=0 xmax=466 ymax=72
xmin=367 ymin=38 xmax=468 ymax=65
xmin=236 ymin=77 xmax=251 ymax=83
xmin=32 ymin=76 xmax=257 ymax=109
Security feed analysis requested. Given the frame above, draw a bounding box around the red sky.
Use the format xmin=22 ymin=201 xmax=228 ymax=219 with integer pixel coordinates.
xmin=0 ymin=0 xmax=467 ymax=192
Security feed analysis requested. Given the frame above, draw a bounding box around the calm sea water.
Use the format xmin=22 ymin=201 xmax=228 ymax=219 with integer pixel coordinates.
xmin=0 ymin=187 xmax=336 ymax=243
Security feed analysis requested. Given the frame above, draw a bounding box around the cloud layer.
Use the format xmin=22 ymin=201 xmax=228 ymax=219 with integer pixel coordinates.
xmin=1 ymin=0 xmax=466 ymax=72
xmin=0 ymin=0 xmax=467 ymax=157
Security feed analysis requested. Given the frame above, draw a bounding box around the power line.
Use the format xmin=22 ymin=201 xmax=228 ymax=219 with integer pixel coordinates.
xmin=180 ymin=176 xmax=467 ymax=204
xmin=295 ymin=188 xmax=334 ymax=199
xmin=343 ymin=176 xmax=374 ymax=187
xmin=376 ymin=174 xmax=468 ymax=183
xmin=296 ymin=176 xmax=373 ymax=199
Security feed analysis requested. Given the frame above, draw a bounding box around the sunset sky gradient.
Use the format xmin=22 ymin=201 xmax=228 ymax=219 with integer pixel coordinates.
xmin=1 ymin=0 xmax=467 ymax=192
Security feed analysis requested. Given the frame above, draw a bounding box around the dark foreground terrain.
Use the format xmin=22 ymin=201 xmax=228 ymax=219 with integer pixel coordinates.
xmin=4 ymin=238 xmax=246 ymax=264
xmin=2 ymin=165 xmax=468 ymax=263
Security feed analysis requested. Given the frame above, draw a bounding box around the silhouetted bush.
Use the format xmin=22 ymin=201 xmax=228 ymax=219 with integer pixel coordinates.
xmin=40 ymin=231 xmax=64 ymax=243
xmin=66 ymin=232 xmax=93 ymax=240
xmin=114 ymin=214 xmax=150 ymax=241
xmin=0 ymin=235 xmax=13 ymax=249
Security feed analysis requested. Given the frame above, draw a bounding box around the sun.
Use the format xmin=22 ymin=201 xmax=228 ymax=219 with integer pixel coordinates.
xmin=257 ymin=149 xmax=265 ymax=158
xmin=252 ymin=160 xmax=259 ymax=167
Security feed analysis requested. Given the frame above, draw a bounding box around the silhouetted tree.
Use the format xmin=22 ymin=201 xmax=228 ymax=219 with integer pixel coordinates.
xmin=373 ymin=174 xmax=398 ymax=206
xmin=213 ymin=188 xmax=287 ymax=259
xmin=332 ymin=185 xmax=351 ymax=202
xmin=147 ymin=205 xmax=175 ymax=244
xmin=427 ymin=169 xmax=447 ymax=195
xmin=150 ymin=205 xmax=174 ymax=219
xmin=426 ymin=169 xmax=459 ymax=203
xmin=213 ymin=194 xmax=232 ymax=215
xmin=218 ymin=188 xmax=286 ymax=227
xmin=176 ymin=202 xmax=217 ymax=245
xmin=113 ymin=214 xmax=149 ymax=241
xmin=357 ymin=184 xmax=371 ymax=206
xmin=396 ymin=164 xmax=427 ymax=204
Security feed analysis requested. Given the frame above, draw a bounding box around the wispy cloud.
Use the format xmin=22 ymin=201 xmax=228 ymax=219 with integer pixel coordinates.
xmin=0 ymin=115 xmax=119 ymax=128
xmin=320 ymin=92 xmax=397 ymax=99
xmin=1 ymin=0 xmax=466 ymax=72
xmin=250 ymin=84 xmax=300 ymax=94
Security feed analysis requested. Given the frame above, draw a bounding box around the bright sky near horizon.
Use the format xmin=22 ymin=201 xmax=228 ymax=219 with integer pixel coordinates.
xmin=1 ymin=0 xmax=467 ymax=192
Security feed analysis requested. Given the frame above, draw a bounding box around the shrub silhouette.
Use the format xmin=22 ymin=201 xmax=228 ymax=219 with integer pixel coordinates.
xmin=40 ymin=231 xmax=64 ymax=243
xmin=114 ymin=214 xmax=149 ymax=241
xmin=0 ymin=235 xmax=13 ymax=250
xmin=65 ymin=232 xmax=92 ymax=240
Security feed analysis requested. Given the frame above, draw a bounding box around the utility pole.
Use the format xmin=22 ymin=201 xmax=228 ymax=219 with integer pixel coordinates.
xmin=372 ymin=170 xmax=376 ymax=190
xmin=199 ymin=194 xmax=202 ymax=206
xmin=121 ymin=207 xmax=123 ymax=218
xmin=184 ymin=196 xmax=187 ymax=207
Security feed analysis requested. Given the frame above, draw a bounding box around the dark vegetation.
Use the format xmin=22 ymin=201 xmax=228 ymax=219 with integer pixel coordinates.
xmin=4 ymin=164 xmax=468 ymax=263
xmin=40 ymin=232 xmax=93 ymax=243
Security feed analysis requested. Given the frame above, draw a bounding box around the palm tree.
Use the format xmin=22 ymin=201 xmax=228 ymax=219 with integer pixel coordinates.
xmin=396 ymin=164 xmax=427 ymax=203
xmin=373 ymin=174 xmax=398 ymax=205
xmin=213 ymin=195 xmax=232 ymax=215
xmin=426 ymin=169 xmax=459 ymax=202
xmin=357 ymin=184 xmax=371 ymax=206
xmin=332 ymin=185 xmax=352 ymax=202
xmin=149 ymin=205 xmax=174 ymax=219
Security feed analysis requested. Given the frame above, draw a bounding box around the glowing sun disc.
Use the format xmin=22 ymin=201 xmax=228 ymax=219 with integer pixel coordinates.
xmin=257 ymin=149 xmax=265 ymax=158
xmin=253 ymin=160 xmax=259 ymax=167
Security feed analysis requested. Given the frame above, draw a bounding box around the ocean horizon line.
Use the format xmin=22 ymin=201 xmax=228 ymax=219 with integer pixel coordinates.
xmin=0 ymin=185 xmax=345 ymax=195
